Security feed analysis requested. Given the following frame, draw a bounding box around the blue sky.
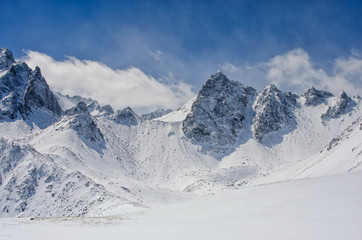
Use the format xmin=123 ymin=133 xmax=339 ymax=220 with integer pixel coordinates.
xmin=1 ymin=0 xmax=362 ymax=112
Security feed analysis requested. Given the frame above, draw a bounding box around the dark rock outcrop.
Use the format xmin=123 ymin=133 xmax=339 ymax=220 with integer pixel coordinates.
xmin=252 ymin=85 xmax=296 ymax=142
xmin=19 ymin=67 xmax=63 ymax=118
xmin=303 ymin=87 xmax=333 ymax=106
xmin=182 ymin=71 xmax=256 ymax=150
xmin=0 ymin=49 xmax=62 ymax=127
xmin=113 ymin=107 xmax=141 ymax=126
xmin=65 ymin=102 xmax=104 ymax=144
xmin=321 ymin=91 xmax=356 ymax=120
xmin=0 ymin=48 xmax=16 ymax=70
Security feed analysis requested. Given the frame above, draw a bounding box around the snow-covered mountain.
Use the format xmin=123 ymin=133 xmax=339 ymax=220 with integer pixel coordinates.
xmin=0 ymin=48 xmax=62 ymax=129
xmin=1 ymin=48 xmax=361 ymax=218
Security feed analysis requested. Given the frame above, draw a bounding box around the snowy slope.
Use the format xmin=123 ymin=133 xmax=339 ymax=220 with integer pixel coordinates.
xmin=256 ymin=117 xmax=362 ymax=184
xmin=1 ymin=171 xmax=362 ymax=240
xmin=0 ymin=137 xmax=139 ymax=217
xmin=155 ymin=95 xmax=196 ymax=122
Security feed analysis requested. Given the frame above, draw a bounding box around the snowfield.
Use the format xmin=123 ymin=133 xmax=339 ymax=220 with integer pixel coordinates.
xmin=1 ymin=171 xmax=362 ymax=240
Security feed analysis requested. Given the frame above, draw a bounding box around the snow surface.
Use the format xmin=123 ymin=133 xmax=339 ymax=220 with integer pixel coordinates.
xmin=155 ymin=95 xmax=196 ymax=122
xmin=1 ymin=171 xmax=362 ymax=240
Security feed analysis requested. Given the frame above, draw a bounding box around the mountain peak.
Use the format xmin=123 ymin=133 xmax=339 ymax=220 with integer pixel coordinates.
xmin=113 ymin=106 xmax=141 ymax=126
xmin=321 ymin=91 xmax=355 ymax=120
xmin=65 ymin=102 xmax=89 ymax=116
xmin=264 ymin=84 xmax=278 ymax=92
xmin=205 ymin=71 xmax=230 ymax=87
xmin=303 ymin=87 xmax=333 ymax=106
xmin=339 ymin=90 xmax=347 ymax=99
xmin=252 ymin=84 xmax=296 ymax=142
xmin=64 ymin=101 xmax=105 ymax=145
xmin=183 ymin=72 xmax=257 ymax=151
xmin=0 ymin=48 xmax=16 ymax=70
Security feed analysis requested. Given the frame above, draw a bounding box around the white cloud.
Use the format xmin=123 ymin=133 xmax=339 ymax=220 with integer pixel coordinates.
xmin=265 ymin=49 xmax=328 ymax=92
xmin=148 ymin=50 xmax=163 ymax=61
xmin=22 ymin=51 xmax=195 ymax=113
xmin=219 ymin=62 xmax=268 ymax=90
xmin=220 ymin=49 xmax=362 ymax=96
xmin=265 ymin=49 xmax=362 ymax=96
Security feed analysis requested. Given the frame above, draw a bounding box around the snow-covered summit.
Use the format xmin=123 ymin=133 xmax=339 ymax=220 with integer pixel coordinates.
xmin=62 ymin=102 xmax=104 ymax=145
xmin=20 ymin=67 xmax=63 ymax=119
xmin=303 ymin=87 xmax=333 ymax=106
xmin=182 ymin=71 xmax=256 ymax=151
xmin=322 ymin=91 xmax=356 ymax=120
xmin=113 ymin=106 xmax=141 ymax=126
xmin=252 ymin=84 xmax=296 ymax=142
xmin=0 ymin=48 xmax=16 ymax=70
xmin=0 ymin=50 xmax=62 ymax=128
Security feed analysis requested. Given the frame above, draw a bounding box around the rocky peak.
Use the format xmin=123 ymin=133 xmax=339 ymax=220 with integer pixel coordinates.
xmin=19 ymin=66 xmax=63 ymax=119
xmin=64 ymin=102 xmax=104 ymax=143
xmin=303 ymin=87 xmax=333 ymax=106
xmin=65 ymin=102 xmax=89 ymax=116
xmin=204 ymin=71 xmax=229 ymax=87
xmin=0 ymin=48 xmax=16 ymax=70
xmin=252 ymin=84 xmax=296 ymax=142
xmin=0 ymin=62 xmax=32 ymax=120
xmin=321 ymin=91 xmax=356 ymax=120
xmin=1 ymin=55 xmax=62 ymax=127
xmin=113 ymin=107 xmax=141 ymax=126
xmin=182 ymin=72 xmax=256 ymax=151
xmin=100 ymin=104 xmax=114 ymax=115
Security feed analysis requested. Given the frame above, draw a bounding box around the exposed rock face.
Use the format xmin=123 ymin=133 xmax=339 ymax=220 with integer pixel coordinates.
xmin=64 ymin=102 xmax=104 ymax=144
xmin=0 ymin=49 xmax=62 ymax=127
xmin=0 ymin=48 xmax=16 ymax=70
xmin=0 ymin=62 xmax=31 ymax=120
xmin=113 ymin=107 xmax=141 ymax=126
xmin=303 ymin=87 xmax=333 ymax=106
xmin=141 ymin=109 xmax=172 ymax=121
xmin=182 ymin=71 xmax=256 ymax=150
xmin=322 ymin=91 xmax=356 ymax=120
xmin=101 ymin=104 xmax=114 ymax=115
xmin=19 ymin=67 xmax=63 ymax=118
xmin=252 ymin=85 xmax=296 ymax=142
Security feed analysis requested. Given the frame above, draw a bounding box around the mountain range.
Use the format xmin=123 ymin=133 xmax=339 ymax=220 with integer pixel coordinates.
xmin=0 ymin=48 xmax=361 ymax=217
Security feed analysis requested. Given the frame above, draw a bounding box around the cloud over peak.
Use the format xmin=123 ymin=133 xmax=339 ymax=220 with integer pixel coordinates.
xmin=221 ymin=49 xmax=362 ymax=96
xmin=22 ymin=51 xmax=194 ymax=114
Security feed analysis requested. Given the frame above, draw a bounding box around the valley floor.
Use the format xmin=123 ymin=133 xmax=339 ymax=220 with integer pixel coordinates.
xmin=1 ymin=171 xmax=361 ymax=240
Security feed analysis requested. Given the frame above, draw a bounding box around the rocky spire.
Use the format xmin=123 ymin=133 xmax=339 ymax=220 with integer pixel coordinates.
xmin=182 ymin=71 xmax=256 ymax=151
xmin=321 ymin=91 xmax=356 ymax=120
xmin=65 ymin=102 xmax=104 ymax=143
xmin=252 ymin=84 xmax=296 ymax=142
xmin=0 ymin=48 xmax=16 ymax=70
xmin=303 ymin=87 xmax=333 ymax=106
xmin=113 ymin=106 xmax=141 ymax=126
xmin=1 ymin=49 xmax=63 ymax=127
xmin=19 ymin=66 xmax=63 ymax=119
